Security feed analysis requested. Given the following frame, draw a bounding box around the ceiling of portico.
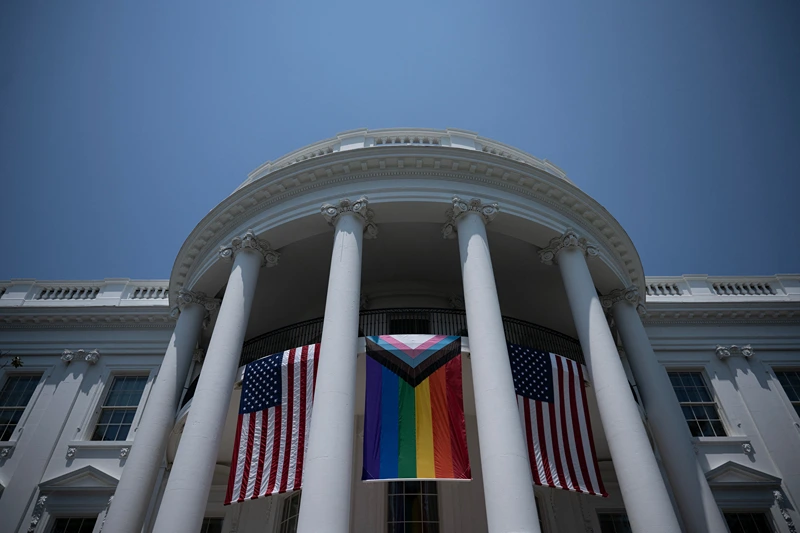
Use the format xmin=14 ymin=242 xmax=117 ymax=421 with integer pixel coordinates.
xmin=202 ymin=222 xmax=588 ymax=346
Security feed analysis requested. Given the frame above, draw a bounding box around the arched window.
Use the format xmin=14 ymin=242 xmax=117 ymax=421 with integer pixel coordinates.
xmin=387 ymin=481 xmax=439 ymax=533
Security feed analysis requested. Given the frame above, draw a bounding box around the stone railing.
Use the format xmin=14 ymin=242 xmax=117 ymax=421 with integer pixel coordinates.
xmin=644 ymin=275 xmax=800 ymax=302
xmin=0 ymin=279 xmax=170 ymax=308
xmin=241 ymin=128 xmax=569 ymax=189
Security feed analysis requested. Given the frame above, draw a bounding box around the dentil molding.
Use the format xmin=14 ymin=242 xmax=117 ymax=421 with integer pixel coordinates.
xmin=538 ymin=228 xmax=599 ymax=265
xmin=219 ymin=229 xmax=280 ymax=268
xmin=715 ymin=344 xmax=755 ymax=360
xmin=320 ymin=196 xmax=378 ymax=239
xmin=601 ymin=286 xmax=647 ymax=316
xmin=442 ymin=196 xmax=499 ymax=238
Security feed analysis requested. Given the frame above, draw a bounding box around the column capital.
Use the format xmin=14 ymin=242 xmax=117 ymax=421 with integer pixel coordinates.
xmin=176 ymin=289 xmax=220 ymax=314
xmin=441 ymin=196 xmax=499 ymax=239
xmin=321 ymin=196 xmax=378 ymax=239
xmin=219 ymin=229 xmax=280 ymax=267
xmin=715 ymin=344 xmax=754 ymax=360
xmin=601 ymin=286 xmax=647 ymax=316
xmin=538 ymin=228 xmax=599 ymax=265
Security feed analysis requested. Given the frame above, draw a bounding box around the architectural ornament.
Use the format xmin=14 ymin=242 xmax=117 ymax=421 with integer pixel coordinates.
xmin=538 ymin=228 xmax=599 ymax=266
xmin=741 ymin=442 xmax=754 ymax=454
xmin=320 ymin=196 xmax=378 ymax=238
xmin=0 ymin=446 xmax=10 ymax=458
xmin=774 ymin=490 xmax=798 ymax=533
xmin=27 ymin=495 xmax=47 ymax=533
xmin=193 ymin=348 xmax=205 ymax=364
xmin=119 ymin=447 xmax=130 ymax=458
xmin=219 ymin=229 xmax=280 ymax=267
xmin=600 ymin=286 xmax=647 ymax=316
xmin=174 ymin=289 xmax=221 ymax=319
xmin=442 ymin=197 xmax=499 ymax=238
xmin=61 ymin=349 xmax=100 ymax=364
xmin=66 ymin=447 xmax=76 ymax=459
xmin=715 ymin=345 xmax=754 ymax=360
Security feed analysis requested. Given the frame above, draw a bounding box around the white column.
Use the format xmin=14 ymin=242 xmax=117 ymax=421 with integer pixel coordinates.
xmin=605 ymin=288 xmax=727 ymax=533
xmin=152 ymin=230 xmax=279 ymax=533
xmin=443 ymin=197 xmax=542 ymax=533
xmin=297 ymin=197 xmax=376 ymax=533
xmin=105 ymin=291 xmax=218 ymax=533
xmin=539 ymin=229 xmax=681 ymax=533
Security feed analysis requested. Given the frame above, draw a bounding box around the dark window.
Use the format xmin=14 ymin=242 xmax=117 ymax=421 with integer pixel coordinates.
xmin=200 ymin=517 xmax=224 ymax=533
xmin=279 ymin=492 xmax=301 ymax=533
xmin=389 ymin=317 xmax=431 ymax=334
xmin=668 ymin=371 xmax=727 ymax=437
xmin=775 ymin=371 xmax=800 ymax=418
xmin=598 ymin=512 xmax=632 ymax=533
xmin=51 ymin=517 xmax=97 ymax=533
xmin=92 ymin=375 xmax=147 ymax=441
xmin=387 ymin=480 xmax=439 ymax=533
xmin=0 ymin=374 xmax=41 ymax=441
xmin=724 ymin=512 xmax=773 ymax=533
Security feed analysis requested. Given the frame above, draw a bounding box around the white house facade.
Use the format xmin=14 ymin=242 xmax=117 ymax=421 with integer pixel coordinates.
xmin=0 ymin=128 xmax=798 ymax=533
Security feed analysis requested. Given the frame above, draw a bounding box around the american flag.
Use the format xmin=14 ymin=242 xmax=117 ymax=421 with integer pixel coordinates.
xmin=225 ymin=344 xmax=319 ymax=504
xmin=509 ymin=344 xmax=607 ymax=497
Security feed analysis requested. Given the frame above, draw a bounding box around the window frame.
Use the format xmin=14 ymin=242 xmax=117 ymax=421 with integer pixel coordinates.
xmin=200 ymin=517 xmax=225 ymax=533
xmin=76 ymin=366 xmax=156 ymax=443
xmin=0 ymin=367 xmax=49 ymax=445
xmin=48 ymin=516 xmax=98 ymax=533
xmin=386 ymin=480 xmax=440 ymax=532
xmin=277 ymin=491 xmax=302 ymax=533
xmin=596 ymin=510 xmax=632 ymax=533
xmin=722 ymin=510 xmax=776 ymax=533
xmin=769 ymin=368 xmax=800 ymax=423
xmin=667 ymin=369 xmax=729 ymax=438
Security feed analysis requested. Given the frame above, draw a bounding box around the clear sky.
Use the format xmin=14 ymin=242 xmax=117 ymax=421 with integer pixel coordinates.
xmin=1 ymin=1 xmax=798 ymax=280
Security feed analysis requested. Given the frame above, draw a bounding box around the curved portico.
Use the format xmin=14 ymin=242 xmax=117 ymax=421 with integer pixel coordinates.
xmin=102 ymin=129 xmax=725 ymax=533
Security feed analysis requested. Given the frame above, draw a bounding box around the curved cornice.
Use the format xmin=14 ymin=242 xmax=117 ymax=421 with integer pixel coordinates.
xmin=169 ymin=142 xmax=645 ymax=306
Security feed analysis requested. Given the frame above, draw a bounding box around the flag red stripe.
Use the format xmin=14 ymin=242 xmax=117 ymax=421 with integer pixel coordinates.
xmin=445 ymin=355 xmax=470 ymax=478
xmin=577 ymin=363 xmax=607 ymax=496
xmin=556 ymin=358 xmax=581 ymax=492
xmin=253 ymin=410 xmax=269 ymax=498
xmin=534 ymin=400 xmax=554 ymax=486
xmin=523 ymin=397 xmax=539 ymax=485
xmin=238 ymin=412 xmax=256 ymax=502
xmin=568 ymin=360 xmax=593 ymax=494
xmin=225 ymin=413 xmax=244 ymax=504
xmin=265 ymin=404 xmax=283 ymax=494
xmin=547 ymin=399 xmax=567 ymax=489
xmin=294 ymin=345 xmax=309 ymax=490
xmin=280 ymin=352 xmax=296 ymax=493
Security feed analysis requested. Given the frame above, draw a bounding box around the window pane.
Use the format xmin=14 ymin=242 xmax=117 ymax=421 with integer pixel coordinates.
xmin=724 ymin=512 xmax=773 ymax=533
xmin=51 ymin=517 xmax=97 ymax=533
xmin=387 ymin=481 xmax=438 ymax=533
xmin=598 ymin=512 xmax=633 ymax=533
xmin=668 ymin=371 xmax=726 ymax=437
xmin=0 ymin=375 xmax=41 ymax=442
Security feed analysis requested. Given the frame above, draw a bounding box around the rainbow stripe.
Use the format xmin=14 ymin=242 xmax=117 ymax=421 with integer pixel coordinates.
xmin=362 ymin=336 xmax=471 ymax=481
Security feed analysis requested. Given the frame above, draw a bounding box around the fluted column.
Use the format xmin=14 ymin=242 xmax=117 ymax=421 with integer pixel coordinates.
xmin=152 ymin=230 xmax=279 ymax=533
xmin=105 ymin=290 xmax=218 ymax=533
xmin=297 ymin=197 xmax=376 ymax=533
xmin=604 ymin=287 xmax=727 ymax=533
xmin=539 ymin=230 xmax=681 ymax=533
xmin=444 ymin=197 xmax=542 ymax=533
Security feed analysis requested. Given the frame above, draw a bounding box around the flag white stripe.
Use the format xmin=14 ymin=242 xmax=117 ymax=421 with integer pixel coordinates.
xmin=285 ymin=348 xmax=302 ymax=490
xmin=573 ymin=360 xmax=602 ymax=495
xmin=272 ymin=351 xmax=290 ymax=494
xmin=551 ymin=355 xmax=574 ymax=491
xmin=259 ymin=407 xmax=277 ymax=498
xmin=562 ymin=359 xmax=587 ymax=492
xmin=232 ymin=413 xmax=250 ymax=500
xmin=245 ymin=410 xmax=262 ymax=499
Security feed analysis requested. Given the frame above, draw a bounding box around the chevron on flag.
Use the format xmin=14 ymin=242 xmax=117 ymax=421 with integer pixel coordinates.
xmin=225 ymin=343 xmax=319 ymax=504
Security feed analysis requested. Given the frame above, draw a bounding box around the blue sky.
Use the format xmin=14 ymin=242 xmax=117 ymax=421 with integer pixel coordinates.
xmin=1 ymin=1 xmax=798 ymax=280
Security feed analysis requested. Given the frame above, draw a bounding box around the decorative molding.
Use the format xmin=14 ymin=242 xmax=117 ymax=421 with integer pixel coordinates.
xmin=320 ymin=196 xmax=378 ymax=238
xmin=193 ymin=348 xmax=205 ymax=364
xmin=538 ymin=228 xmax=599 ymax=265
xmin=61 ymin=349 xmax=100 ymax=365
xmin=0 ymin=444 xmax=11 ymax=458
xmin=98 ymin=495 xmax=114 ymax=533
xmin=359 ymin=294 xmax=370 ymax=311
xmin=775 ymin=490 xmax=798 ymax=533
xmin=219 ymin=229 xmax=280 ymax=268
xmin=441 ymin=196 xmax=499 ymax=238
xmin=449 ymin=295 xmax=465 ymax=310
xmin=741 ymin=442 xmax=754 ymax=454
xmin=716 ymin=345 xmax=754 ymax=360
xmin=601 ymin=286 xmax=647 ymax=316
xmin=642 ymin=306 xmax=799 ymax=325
xmin=27 ymin=495 xmax=47 ymax=533
xmin=119 ymin=447 xmax=129 ymax=458
xmin=175 ymin=289 xmax=220 ymax=321
xmin=61 ymin=349 xmax=75 ymax=364
xmin=66 ymin=447 xmax=76 ymax=458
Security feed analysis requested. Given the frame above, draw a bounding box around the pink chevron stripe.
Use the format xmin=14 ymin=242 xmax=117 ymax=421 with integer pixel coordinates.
xmin=379 ymin=335 xmax=448 ymax=359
